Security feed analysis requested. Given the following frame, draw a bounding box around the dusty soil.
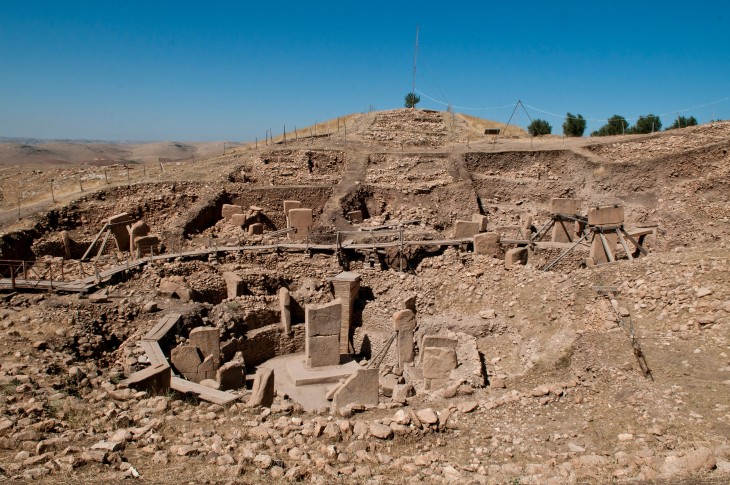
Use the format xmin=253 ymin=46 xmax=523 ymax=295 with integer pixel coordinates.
xmin=0 ymin=110 xmax=729 ymax=484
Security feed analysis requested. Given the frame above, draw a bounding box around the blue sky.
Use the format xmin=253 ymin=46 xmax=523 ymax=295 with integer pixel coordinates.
xmin=1 ymin=1 xmax=728 ymax=141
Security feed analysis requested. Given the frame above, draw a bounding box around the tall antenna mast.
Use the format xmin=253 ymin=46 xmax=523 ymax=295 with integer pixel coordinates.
xmin=411 ymin=25 xmax=419 ymax=108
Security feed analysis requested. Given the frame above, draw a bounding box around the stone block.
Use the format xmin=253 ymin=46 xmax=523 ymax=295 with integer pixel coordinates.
xmin=471 ymin=214 xmax=488 ymax=232
xmin=422 ymin=346 xmax=458 ymax=380
xmin=306 ymin=335 xmax=341 ymax=368
xmin=189 ymin=327 xmax=220 ymax=364
xmin=589 ymin=233 xmax=618 ymax=264
xmin=288 ymin=208 xmax=313 ymax=240
xmin=197 ymin=354 xmax=218 ymax=382
xmin=222 ymin=272 xmax=245 ymax=300
xmin=332 ymin=272 xmax=360 ymax=354
xmin=107 ymin=212 xmax=134 ymax=251
xmin=171 ymin=345 xmax=202 ymax=380
xmin=453 ymin=220 xmax=480 ymax=238
xmin=221 ymin=204 xmax=244 ymax=220
xmin=587 ymin=205 xmax=624 ymax=226
xmin=120 ymin=363 xmax=171 ymax=394
xmin=279 ymin=287 xmax=292 ymax=333
xmin=305 ymin=300 xmax=342 ymax=337
xmin=283 ymin=200 xmax=302 ymax=219
xmin=134 ymin=235 xmax=160 ymax=256
xmin=473 ymin=232 xmax=502 ymax=257
xmin=128 ymin=220 xmax=150 ymax=254
xmin=505 ymin=247 xmax=528 ymax=268
xmin=60 ymin=230 xmax=72 ymax=259
xmin=248 ymin=223 xmax=264 ymax=235
xmin=216 ymin=360 xmax=245 ymax=391
xmin=396 ymin=328 xmax=415 ymax=366
xmin=248 ymin=368 xmax=275 ymax=407
xmin=332 ymin=368 xmax=379 ymax=409
xmin=552 ymin=219 xmax=576 ymax=243
xmin=550 ymin=198 xmax=582 ymax=215
xmin=228 ymin=213 xmax=247 ymax=227
xmin=403 ymin=295 xmax=417 ymax=313
xmin=392 ymin=310 xmax=416 ymax=332
xmin=347 ymin=210 xmax=363 ymax=223
xmin=421 ymin=335 xmax=457 ymax=350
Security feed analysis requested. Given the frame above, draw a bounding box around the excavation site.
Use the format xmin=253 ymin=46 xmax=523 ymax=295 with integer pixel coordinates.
xmin=0 ymin=109 xmax=729 ymax=484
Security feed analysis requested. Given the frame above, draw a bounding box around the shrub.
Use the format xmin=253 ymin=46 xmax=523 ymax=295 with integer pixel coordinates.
xmin=562 ymin=113 xmax=586 ymax=137
xmin=591 ymin=115 xmax=628 ymax=136
xmin=404 ymin=92 xmax=420 ymax=108
xmin=666 ymin=115 xmax=698 ymax=130
xmin=527 ymin=119 xmax=552 ymax=136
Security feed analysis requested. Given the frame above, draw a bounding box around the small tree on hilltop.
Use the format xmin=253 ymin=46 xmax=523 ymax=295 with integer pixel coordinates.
xmin=527 ymin=119 xmax=552 ymax=136
xmin=591 ymin=115 xmax=629 ymax=136
xmin=563 ymin=113 xmax=586 ymax=137
xmin=631 ymin=114 xmax=661 ymax=134
xmin=404 ymin=92 xmax=420 ymax=108
xmin=666 ymin=115 xmax=698 ymax=130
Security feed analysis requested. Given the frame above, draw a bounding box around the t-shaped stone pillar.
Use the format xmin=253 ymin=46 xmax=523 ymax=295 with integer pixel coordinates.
xmin=331 ymin=271 xmax=361 ymax=354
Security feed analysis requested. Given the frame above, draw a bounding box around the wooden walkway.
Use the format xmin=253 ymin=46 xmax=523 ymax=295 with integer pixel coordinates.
xmin=0 ymin=236 xmax=476 ymax=293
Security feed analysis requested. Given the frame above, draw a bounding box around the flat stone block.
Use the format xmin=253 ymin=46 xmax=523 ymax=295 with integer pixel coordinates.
xmin=221 ymin=204 xmax=244 ymax=220
xmin=120 ymin=363 xmax=171 ymax=393
xmin=587 ymin=205 xmax=624 ymax=226
xmin=248 ymin=368 xmax=275 ymax=407
xmin=286 ymin=356 xmax=360 ymax=386
xmin=332 ymin=368 xmax=379 ymax=409
xmin=397 ymin=329 xmax=415 ymax=365
xmin=248 ymin=223 xmax=264 ymax=235
xmin=422 ymin=347 xmax=457 ymax=379
xmin=189 ymin=327 xmax=220 ymax=364
xmin=505 ymin=247 xmax=528 ymax=268
xmin=550 ymin=198 xmax=582 ymax=215
xmin=473 ymin=232 xmax=502 ymax=257
xmin=283 ymin=200 xmax=302 ymax=218
xmin=228 ymin=213 xmax=247 ymax=227
xmin=421 ymin=335 xmax=457 ymax=350
xmin=222 ymin=272 xmax=245 ymax=299
xmin=306 ymin=335 xmax=341 ymax=368
xmin=392 ymin=309 xmax=416 ymax=332
xmin=453 ymin=220 xmax=480 ymax=238
xmin=289 ymin=208 xmax=313 ymax=227
xmin=217 ymin=360 xmax=245 ymax=391
xmin=305 ymin=299 xmax=342 ymax=337
xmin=471 ymin=214 xmax=488 ymax=232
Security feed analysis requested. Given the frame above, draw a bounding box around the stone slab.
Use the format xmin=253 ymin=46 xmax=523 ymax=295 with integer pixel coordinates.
xmin=505 ymin=247 xmax=528 ymax=268
xmin=422 ymin=346 xmax=458 ymax=379
xmin=550 ymin=198 xmax=582 ymax=215
xmin=222 ymin=272 xmax=245 ymax=299
xmin=589 ymin=233 xmax=618 ymax=264
xmin=306 ymin=335 xmax=341 ymax=368
xmin=283 ymin=200 xmax=302 ymax=218
xmin=120 ymin=363 xmax=171 ymax=393
xmin=453 ymin=220 xmax=480 ymax=238
xmin=248 ymin=223 xmax=264 ymax=235
xmin=473 ymin=232 xmax=502 ymax=257
xmin=189 ymin=327 xmax=220 ymax=364
xmin=305 ymin=299 xmax=342 ymax=337
xmin=134 ymin=235 xmax=160 ymax=256
xmin=279 ymin=287 xmax=292 ymax=333
xmin=217 ymin=360 xmax=245 ymax=390
xmin=286 ymin=355 xmax=360 ymax=386
xmin=347 ymin=210 xmax=363 ymax=223
xmin=289 ymin=208 xmax=313 ymax=227
xmin=587 ymin=205 xmax=624 ymax=226
xmin=332 ymin=368 xmax=379 ymax=409
xmin=248 ymin=367 xmax=275 ymax=407
xmin=221 ymin=204 xmax=244 ymax=220
xmin=471 ymin=214 xmax=488 ymax=232
xmin=421 ymin=335 xmax=457 ymax=350
xmin=228 ymin=213 xmax=247 ymax=227
xmin=170 ymin=376 xmax=238 ymax=405
xmin=392 ymin=309 xmax=416 ymax=332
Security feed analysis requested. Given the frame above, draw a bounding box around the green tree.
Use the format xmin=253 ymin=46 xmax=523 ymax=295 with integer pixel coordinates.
xmin=404 ymin=92 xmax=420 ymax=108
xmin=591 ymin=115 xmax=629 ymax=136
xmin=562 ymin=113 xmax=586 ymax=137
xmin=527 ymin=119 xmax=552 ymax=136
xmin=666 ymin=115 xmax=698 ymax=130
xmin=630 ymin=114 xmax=661 ymax=134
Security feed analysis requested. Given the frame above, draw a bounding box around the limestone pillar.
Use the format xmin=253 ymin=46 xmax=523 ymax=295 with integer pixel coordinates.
xmin=331 ymin=271 xmax=361 ymax=354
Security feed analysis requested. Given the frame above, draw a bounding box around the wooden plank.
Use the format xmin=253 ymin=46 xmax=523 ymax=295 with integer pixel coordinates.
xmin=170 ymin=376 xmax=239 ymax=405
xmin=81 ymin=222 xmax=110 ymax=261
xmin=143 ymin=313 xmax=182 ymax=341
xmin=140 ymin=340 xmax=168 ymax=367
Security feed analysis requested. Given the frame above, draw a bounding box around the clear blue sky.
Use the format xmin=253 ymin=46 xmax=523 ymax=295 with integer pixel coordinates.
xmin=1 ymin=1 xmax=728 ymax=141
